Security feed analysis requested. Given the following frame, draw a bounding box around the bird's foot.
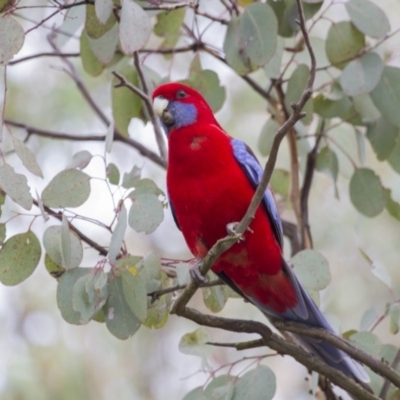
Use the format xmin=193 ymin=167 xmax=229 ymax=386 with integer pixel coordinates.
xmin=226 ymin=222 xmax=253 ymax=241
xmin=189 ymin=259 xmax=209 ymax=284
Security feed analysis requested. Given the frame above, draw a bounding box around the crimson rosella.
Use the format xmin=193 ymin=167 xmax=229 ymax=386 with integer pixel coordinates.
xmin=152 ymin=82 xmax=369 ymax=386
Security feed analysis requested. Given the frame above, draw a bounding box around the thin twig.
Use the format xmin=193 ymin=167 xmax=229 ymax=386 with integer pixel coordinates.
xmin=4 ymin=119 xmax=165 ymax=168
xmin=300 ymin=121 xmax=325 ymax=249
xmin=133 ymin=52 xmax=167 ymax=164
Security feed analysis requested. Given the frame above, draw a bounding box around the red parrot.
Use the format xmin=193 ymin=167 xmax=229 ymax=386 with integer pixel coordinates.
xmin=152 ymin=82 xmax=369 ymax=385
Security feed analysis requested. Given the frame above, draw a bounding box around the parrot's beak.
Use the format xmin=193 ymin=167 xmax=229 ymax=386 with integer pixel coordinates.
xmin=153 ymin=96 xmax=175 ymax=127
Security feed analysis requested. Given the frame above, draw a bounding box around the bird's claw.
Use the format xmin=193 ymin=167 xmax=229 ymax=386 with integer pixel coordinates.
xmin=189 ymin=259 xmax=209 ymax=284
xmin=226 ymin=222 xmax=253 ymax=242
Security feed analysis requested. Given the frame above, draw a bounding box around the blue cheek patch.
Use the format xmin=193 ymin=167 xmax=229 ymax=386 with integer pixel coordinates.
xmin=169 ymin=102 xmax=198 ymax=129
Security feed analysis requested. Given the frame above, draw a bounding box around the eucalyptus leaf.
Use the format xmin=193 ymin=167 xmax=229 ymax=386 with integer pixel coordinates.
xmin=371 ymin=67 xmax=400 ymax=127
xmin=349 ymin=168 xmax=385 ymax=217
xmin=325 ymin=21 xmax=365 ymax=69
xmin=0 ymin=164 xmax=33 ymax=210
xmin=121 ymin=269 xmax=147 ymax=321
xmin=42 ymin=169 xmax=90 ymax=208
xmin=345 ymin=0 xmax=390 ymax=39
xmin=258 ymin=118 xmax=279 ymax=156
xmin=202 ymin=285 xmax=227 ymax=313
xmin=94 ymin=0 xmax=114 ymax=25
xmin=80 ymin=30 xmax=104 ymax=77
xmin=12 ymin=136 xmax=43 ymax=177
xmin=119 ymin=0 xmax=151 ymax=54
xmin=340 ymin=53 xmax=383 ymax=97
xmin=108 ymin=204 xmax=127 ymax=263
xmin=366 ymin=118 xmax=399 ymax=161
xmin=349 ymin=331 xmax=381 ymax=355
xmin=0 ymin=231 xmax=41 ymax=286
xmin=57 ymin=268 xmax=93 ymax=325
xmin=104 ymin=274 xmax=142 ymax=339
xmin=106 ymin=163 xmax=120 ymax=185
xmin=291 ymin=249 xmax=331 ymax=291
xmin=112 ymin=65 xmax=144 ymax=136
xmin=67 ymin=150 xmax=93 ymax=170
xmin=179 ymin=327 xmax=212 ymax=358
xmin=85 ymin=3 xmax=116 ymax=39
xmin=0 ymin=15 xmax=25 ymax=65
xmin=43 ymin=225 xmax=83 ymax=270
xmin=233 ymin=366 xmax=276 ymax=400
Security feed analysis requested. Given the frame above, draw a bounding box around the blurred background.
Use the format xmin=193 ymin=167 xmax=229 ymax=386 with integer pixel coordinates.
xmin=1 ymin=0 xmax=400 ymax=399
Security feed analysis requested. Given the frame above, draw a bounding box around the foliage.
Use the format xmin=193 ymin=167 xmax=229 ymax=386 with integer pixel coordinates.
xmin=1 ymin=0 xmax=400 ymax=399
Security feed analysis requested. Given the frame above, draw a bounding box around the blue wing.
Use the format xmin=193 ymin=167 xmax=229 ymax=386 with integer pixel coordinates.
xmin=231 ymin=138 xmax=283 ymax=248
xmin=230 ymin=138 xmax=370 ymax=384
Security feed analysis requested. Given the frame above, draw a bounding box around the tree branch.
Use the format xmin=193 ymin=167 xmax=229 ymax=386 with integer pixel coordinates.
xmin=182 ymin=308 xmax=379 ymax=400
xmin=4 ymin=119 xmax=165 ymax=168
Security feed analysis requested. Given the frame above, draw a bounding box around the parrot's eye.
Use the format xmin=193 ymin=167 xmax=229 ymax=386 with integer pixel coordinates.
xmin=176 ymin=89 xmax=187 ymax=99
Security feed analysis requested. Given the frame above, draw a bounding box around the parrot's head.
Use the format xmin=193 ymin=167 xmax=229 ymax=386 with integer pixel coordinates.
xmin=152 ymin=83 xmax=217 ymax=133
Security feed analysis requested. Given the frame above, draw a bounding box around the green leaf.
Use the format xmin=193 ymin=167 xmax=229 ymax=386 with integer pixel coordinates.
xmin=202 ymin=285 xmax=227 ymax=313
xmin=61 ymin=214 xmax=71 ymax=270
xmin=0 ymin=15 xmax=24 ymax=65
xmin=45 ymin=253 xmax=66 ymax=279
xmin=353 ymin=94 xmax=381 ymax=124
xmin=0 ymin=164 xmax=32 ymax=210
xmin=12 ymin=136 xmax=43 ymax=178
xmin=0 ymin=223 xmax=6 ymax=245
xmin=291 ymin=249 xmax=331 ymax=291
xmin=140 ymin=252 xmax=162 ymax=293
xmin=205 ymin=375 xmax=234 ymax=400
xmin=0 ymin=231 xmax=41 ymax=286
xmin=108 ymin=204 xmax=127 ymax=263
xmin=121 ymin=269 xmax=147 ymax=321
xmin=340 ymin=53 xmax=383 ymax=97
xmin=181 ymin=56 xmax=226 ymax=113
xmin=87 ymin=23 xmax=119 ymax=65
xmin=366 ymin=117 xmax=399 ymax=161
xmin=325 ymin=21 xmax=365 ymax=69
xmin=105 ymin=121 xmax=114 ymax=153
xmin=270 ymin=169 xmax=289 ymax=198
xmin=345 ymin=0 xmax=390 ymax=40
xmin=349 ymin=168 xmax=385 ymax=217
xmin=313 ymin=94 xmax=352 ymax=118
xmin=224 ymin=3 xmax=278 ymax=74
xmin=181 ymin=387 xmax=206 ymax=400
xmin=388 ymin=137 xmax=400 ymax=174
xmin=67 ymin=150 xmax=93 ymax=170
xmin=119 ymin=0 xmax=151 ymax=54
xmin=233 ymin=366 xmax=276 ymax=400
xmin=179 ymin=327 xmax=212 ymax=358
xmin=43 ymin=225 xmax=83 ymax=270
xmin=106 ymin=163 xmax=120 ymax=185
xmin=359 ymin=248 xmax=392 ymax=288
xmin=104 ymin=274 xmax=142 ymax=339
xmin=57 ymin=268 xmax=92 ymax=325
xmin=264 ymin=36 xmax=283 ymax=79
xmin=316 ymin=146 xmax=339 ymax=183
xmin=72 ymin=273 xmax=108 ymax=324
xmin=95 ymin=0 xmax=114 ymax=25
xmin=154 ymin=8 xmax=185 ymax=37
xmin=85 ymin=3 xmax=116 ymax=39
xmin=258 ymin=118 xmax=279 ymax=156
xmin=143 ymin=283 xmax=170 ymax=329
xmin=80 ymin=30 xmax=104 ymax=77
xmin=349 ymin=331 xmax=381 ymax=355
xmin=42 ymin=169 xmax=91 ymax=208
xmin=0 ymin=0 xmax=15 ymax=13
xmin=384 ymin=188 xmax=400 ymax=221
xmin=128 ymin=179 xmax=165 ymax=234
xmin=112 ymin=64 xmax=144 ymax=136
xmin=371 ymin=67 xmax=400 ymax=127
xmin=359 ymin=307 xmax=378 ymax=331
xmin=285 ymin=64 xmax=313 ymax=124
xmin=122 ymin=165 xmax=141 ymax=188
xmin=389 ymin=304 xmax=400 ymax=335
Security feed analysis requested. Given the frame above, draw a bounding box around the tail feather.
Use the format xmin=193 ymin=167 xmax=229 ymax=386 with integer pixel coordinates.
xmin=215 ymin=260 xmax=370 ymax=385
